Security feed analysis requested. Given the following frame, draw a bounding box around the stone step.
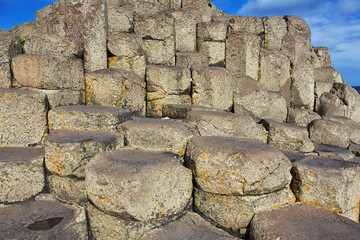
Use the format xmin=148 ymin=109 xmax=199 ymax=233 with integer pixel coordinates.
xmin=0 ymin=194 xmax=87 ymax=239
xmin=186 ymin=111 xmax=268 ymax=142
xmin=119 ymin=118 xmax=198 ymax=156
xmin=85 ymin=149 xmax=193 ymax=221
xmin=0 ymin=147 xmax=45 ymax=203
xmin=250 ymin=203 xmax=360 ymax=240
xmin=0 ymin=88 xmax=48 ymax=147
xmin=185 ymin=136 xmax=292 ymax=196
xmin=141 ymin=212 xmax=238 ymax=240
xmin=291 ymin=156 xmax=360 ymax=221
xmin=162 ymin=103 xmax=221 ymax=119
xmin=48 ymin=105 xmax=135 ymax=132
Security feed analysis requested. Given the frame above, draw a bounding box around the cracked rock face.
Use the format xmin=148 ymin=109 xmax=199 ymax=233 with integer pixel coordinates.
xmin=185 ymin=136 xmax=293 ymax=195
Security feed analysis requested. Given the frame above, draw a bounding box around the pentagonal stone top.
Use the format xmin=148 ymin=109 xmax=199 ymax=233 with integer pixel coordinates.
xmin=185 ymin=136 xmax=292 ymax=195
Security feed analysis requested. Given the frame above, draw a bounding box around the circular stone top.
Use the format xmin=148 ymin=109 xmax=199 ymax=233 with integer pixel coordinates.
xmin=0 ymin=147 xmax=44 ymax=163
xmin=0 ymin=198 xmax=84 ymax=239
xmin=45 ymin=129 xmax=119 ymax=144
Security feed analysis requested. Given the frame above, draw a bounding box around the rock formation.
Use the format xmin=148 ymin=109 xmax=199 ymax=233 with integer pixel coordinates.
xmin=1 ymin=0 xmax=360 ymax=239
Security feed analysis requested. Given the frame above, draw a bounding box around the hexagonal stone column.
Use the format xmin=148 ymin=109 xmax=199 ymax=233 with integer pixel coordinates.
xmin=0 ymin=147 xmax=45 ymax=203
xmin=250 ymin=203 xmax=360 ymax=240
xmin=86 ymin=149 xmax=193 ymax=221
xmin=141 ymin=212 xmax=237 ymax=240
xmin=186 ymin=136 xmax=292 ymax=196
xmin=45 ymin=129 xmax=123 ymax=204
xmin=0 ymin=195 xmax=88 ymax=239
xmin=48 ymin=105 xmax=135 ymax=133
xmin=0 ymin=89 xmax=48 ymax=146
xmin=119 ymin=118 xmax=198 ymax=156
xmin=186 ymin=111 xmax=268 ymax=142
xmin=291 ymin=156 xmax=360 ymax=221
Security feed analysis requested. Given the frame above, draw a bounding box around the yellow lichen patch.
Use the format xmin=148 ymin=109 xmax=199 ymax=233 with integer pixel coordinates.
xmin=309 ymin=172 xmax=316 ymax=178
xmin=108 ymin=56 xmax=119 ymax=68
xmin=199 ymin=154 xmax=208 ymax=160
xmin=197 ymin=167 xmax=211 ymax=182
xmin=127 ymin=57 xmax=135 ymax=73
xmin=303 ymin=185 xmax=310 ymax=192
xmin=102 ymin=198 xmax=109 ymax=204
xmin=298 ymin=197 xmax=322 ymax=208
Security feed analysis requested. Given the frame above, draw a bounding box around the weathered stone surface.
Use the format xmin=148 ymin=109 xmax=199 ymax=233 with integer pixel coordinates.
xmin=315 ymin=81 xmax=334 ymax=111
xmin=194 ymin=186 xmax=296 ymax=231
xmin=233 ymin=76 xmax=265 ymax=97
xmin=176 ymin=51 xmax=208 ymax=68
xmin=48 ymin=105 xmax=134 ymax=132
xmin=162 ymin=104 xmax=220 ymax=119
xmin=12 ymin=22 xmax=40 ymax=36
xmin=85 ymin=69 xmax=146 ymax=114
xmin=262 ymin=16 xmax=287 ymax=51
xmin=169 ymin=8 xmax=197 ymax=52
xmin=107 ymin=33 xmax=144 ymax=58
xmin=182 ymin=0 xmax=220 ymax=22
xmin=314 ymin=144 xmax=354 ymax=161
xmin=291 ymin=156 xmax=360 ymax=221
xmin=309 ymin=119 xmax=351 ymax=148
xmin=322 ymin=115 xmax=360 ymax=145
xmin=186 ymin=136 xmax=292 ymax=195
xmin=48 ymin=174 xmax=87 ymax=204
xmin=197 ymin=21 xmax=227 ymax=42
xmin=130 ymin=1 xmax=165 ymax=15
xmin=87 ymin=203 xmax=182 ymax=240
xmin=314 ymin=67 xmax=342 ymax=84
xmin=287 ymin=108 xmax=322 ymax=127
xmin=119 ymin=118 xmax=197 ymax=155
xmin=142 ymin=38 xmax=176 ymax=65
xmin=108 ymin=5 xmax=134 ymax=33
xmin=0 ymin=62 xmax=11 ymax=88
xmin=232 ymin=16 xmax=264 ymax=34
xmin=262 ymin=119 xmax=315 ymax=152
xmin=146 ymin=65 xmax=191 ymax=117
xmin=226 ymin=32 xmax=260 ymax=80
xmin=0 ymin=89 xmax=48 ymax=146
xmin=134 ymin=14 xmax=175 ymax=40
xmin=45 ymin=129 xmax=123 ymax=178
xmin=82 ymin=0 xmax=108 ymax=72
xmin=198 ymin=41 xmax=225 ymax=66
xmin=23 ymin=34 xmax=83 ymax=57
xmin=0 ymin=196 xmax=88 ymax=239
xmin=234 ymin=90 xmax=288 ymax=122
xmin=0 ymin=147 xmax=45 ymax=203
xmin=191 ymin=67 xmax=233 ymax=111
xmin=311 ymin=47 xmax=331 ymax=68
xmin=12 ymin=54 xmax=85 ymax=91
xmin=141 ymin=212 xmax=237 ymax=240
xmin=0 ymin=31 xmax=22 ymax=63
xmin=258 ymin=48 xmax=291 ymax=104
xmin=108 ymin=55 xmax=146 ymax=80
xmin=86 ymin=149 xmax=193 ymax=221
xmin=186 ymin=111 xmax=268 ymax=142
xmin=317 ymin=83 xmax=360 ymax=124
xmin=249 ymin=202 xmax=360 ymax=240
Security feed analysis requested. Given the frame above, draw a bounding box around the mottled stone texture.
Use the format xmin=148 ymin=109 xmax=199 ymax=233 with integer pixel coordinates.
xmin=86 ymin=149 xmax=192 ymax=221
xmin=291 ymin=157 xmax=360 ymax=221
xmin=262 ymin=16 xmax=287 ymax=51
xmin=0 ymin=89 xmax=48 ymax=147
xmin=170 ymin=8 xmax=197 ymax=52
xmin=175 ymin=51 xmax=209 ymax=68
xmin=0 ymin=196 xmax=88 ymax=239
xmin=0 ymin=147 xmax=45 ymax=203
xmin=85 ymin=69 xmax=146 ymax=115
xmin=162 ymin=104 xmax=221 ymax=119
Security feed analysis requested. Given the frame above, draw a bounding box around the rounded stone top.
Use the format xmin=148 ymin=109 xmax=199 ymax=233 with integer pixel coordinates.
xmin=0 ymin=198 xmax=86 ymax=239
xmin=45 ymin=129 xmax=119 ymax=144
xmin=0 ymin=147 xmax=44 ymax=163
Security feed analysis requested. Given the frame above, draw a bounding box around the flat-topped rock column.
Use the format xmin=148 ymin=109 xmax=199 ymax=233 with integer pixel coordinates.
xmin=86 ymin=149 xmax=192 ymax=238
xmin=48 ymin=105 xmax=135 ymax=132
xmin=185 ymin=136 xmax=295 ymax=231
xmin=0 ymin=147 xmax=45 ymax=203
xmin=45 ymin=129 xmax=123 ymax=204
xmin=291 ymin=156 xmax=360 ymax=221
xmin=0 ymin=195 xmax=88 ymax=239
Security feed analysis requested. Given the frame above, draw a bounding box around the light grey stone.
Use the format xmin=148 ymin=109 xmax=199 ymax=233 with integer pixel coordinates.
xmin=309 ymin=119 xmax=350 ymax=148
xmin=262 ymin=16 xmax=287 ymax=51
xmin=0 ymin=31 xmax=22 ymax=63
xmin=314 ymin=67 xmax=343 ymax=84
xmin=162 ymin=104 xmax=221 ymax=119
xmin=142 ymin=38 xmax=176 ymax=65
xmin=198 ymin=41 xmax=225 ymax=66
xmin=0 ymin=62 xmax=11 ymax=88
xmin=134 ymin=13 xmax=175 ymax=40
xmin=176 ymin=51 xmax=208 ymax=68
xmin=48 ymin=174 xmax=87 ymax=204
xmin=107 ymin=5 xmax=134 ymax=33
xmin=311 ymin=47 xmax=331 ymax=68
xmin=287 ymin=108 xmax=322 ymax=127
xmin=197 ymin=21 xmax=227 ymax=42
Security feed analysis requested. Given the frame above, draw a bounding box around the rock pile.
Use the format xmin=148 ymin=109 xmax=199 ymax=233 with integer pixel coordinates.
xmin=1 ymin=0 xmax=360 ymax=239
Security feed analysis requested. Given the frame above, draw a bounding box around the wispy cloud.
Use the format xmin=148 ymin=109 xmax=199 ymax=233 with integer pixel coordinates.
xmin=237 ymin=0 xmax=360 ymax=85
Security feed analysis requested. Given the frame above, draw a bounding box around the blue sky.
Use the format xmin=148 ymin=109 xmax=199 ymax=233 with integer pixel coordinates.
xmin=0 ymin=0 xmax=359 ymax=86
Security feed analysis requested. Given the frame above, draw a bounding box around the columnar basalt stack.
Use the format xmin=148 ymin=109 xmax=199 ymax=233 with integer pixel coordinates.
xmin=1 ymin=0 xmax=360 ymax=239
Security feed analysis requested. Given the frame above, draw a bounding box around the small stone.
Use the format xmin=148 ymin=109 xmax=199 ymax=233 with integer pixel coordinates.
xmin=186 ymin=136 xmax=292 ymax=195
xmin=291 ymin=156 xmax=360 ymax=221
xmin=0 ymin=147 xmax=45 ymax=203
xmin=85 ymin=149 xmax=193 ymax=221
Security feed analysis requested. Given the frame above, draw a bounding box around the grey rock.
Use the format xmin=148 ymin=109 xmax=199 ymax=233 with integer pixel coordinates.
xmin=0 ymin=30 xmax=22 ymax=62
xmin=197 ymin=21 xmax=227 ymax=42
xmin=0 ymin=62 xmax=11 ymax=88
xmin=314 ymin=67 xmax=343 ymax=83
xmin=48 ymin=174 xmax=87 ymax=204
xmin=134 ymin=14 xmax=175 ymax=40
xmin=287 ymin=108 xmax=322 ymax=127
xmin=142 ymin=38 xmax=176 ymax=65
xmin=85 ymin=149 xmax=193 ymax=221
xmin=198 ymin=41 xmax=225 ymax=66
xmin=311 ymin=47 xmax=332 ymax=68
xmin=314 ymin=144 xmax=354 ymax=161
xmin=107 ymin=32 xmax=144 ymax=58
xmin=291 ymin=156 xmax=360 ymax=221
xmin=162 ymin=104 xmax=221 ymax=119
xmin=0 ymin=147 xmax=45 ymax=203
xmin=186 ymin=136 xmax=292 ymax=195
xmin=249 ymin=202 xmax=360 ymax=240
xmin=108 ymin=54 xmax=147 ymax=80
xmin=262 ymin=16 xmax=287 ymax=51
xmin=315 ymin=81 xmax=334 ymax=111
xmin=176 ymin=51 xmax=209 ymax=68
xmin=107 ymin=5 xmax=134 ymax=33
